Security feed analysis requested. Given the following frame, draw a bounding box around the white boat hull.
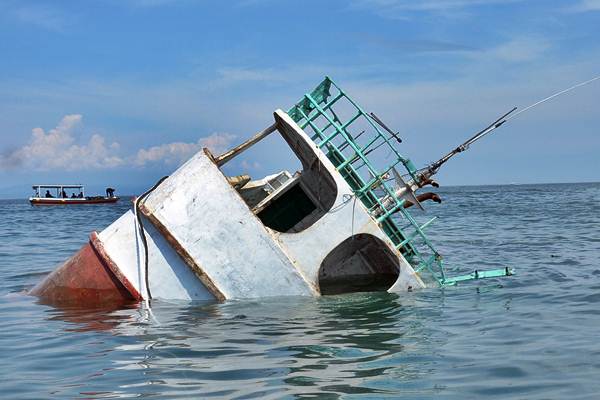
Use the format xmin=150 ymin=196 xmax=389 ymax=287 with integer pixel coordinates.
xmin=31 ymin=110 xmax=425 ymax=304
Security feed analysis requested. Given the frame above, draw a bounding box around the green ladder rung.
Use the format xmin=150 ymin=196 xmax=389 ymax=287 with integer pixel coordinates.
xmin=395 ymin=217 xmax=438 ymax=249
xmin=288 ymin=76 xmax=451 ymax=285
xmin=413 ymin=253 xmax=446 ymax=284
xmin=376 ymin=199 xmax=406 ymax=223
xmin=396 ymin=207 xmax=437 ymax=248
xmin=415 ymin=254 xmax=437 ymax=273
xmin=298 ymin=91 xmax=346 ymax=130
xmin=321 ymin=112 xmax=363 ymax=145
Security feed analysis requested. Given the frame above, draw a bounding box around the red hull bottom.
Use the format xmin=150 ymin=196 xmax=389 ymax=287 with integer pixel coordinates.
xmin=30 ymin=241 xmax=135 ymax=306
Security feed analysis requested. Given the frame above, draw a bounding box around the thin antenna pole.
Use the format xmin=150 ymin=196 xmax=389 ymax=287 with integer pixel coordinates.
xmin=506 ymin=75 xmax=600 ymax=122
xmin=467 ymin=75 xmax=600 ymax=146
xmin=420 ymin=74 xmax=600 ymax=180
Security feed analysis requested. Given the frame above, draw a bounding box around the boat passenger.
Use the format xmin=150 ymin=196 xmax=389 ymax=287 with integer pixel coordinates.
xmin=45 ymin=190 xmax=53 ymax=198
xmin=71 ymin=193 xmax=77 ymax=198
xmin=78 ymin=192 xmax=84 ymax=198
xmin=61 ymin=190 xmax=68 ymax=198
xmin=106 ymin=187 xmax=115 ymax=198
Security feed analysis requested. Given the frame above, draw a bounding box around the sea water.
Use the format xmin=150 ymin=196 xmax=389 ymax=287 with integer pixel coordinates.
xmin=1 ymin=183 xmax=599 ymax=399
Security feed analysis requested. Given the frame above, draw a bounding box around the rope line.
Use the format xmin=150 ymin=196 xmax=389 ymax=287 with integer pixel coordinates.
xmin=134 ymin=175 xmax=169 ymax=301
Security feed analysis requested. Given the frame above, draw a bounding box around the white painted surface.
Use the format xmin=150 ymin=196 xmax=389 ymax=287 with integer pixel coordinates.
xmin=271 ymin=110 xmax=425 ymax=293
xmin=142 ymin=151 xmax=316 ymax=299
xmin=91 ymin=109 xmax=426 ymax=301
xmin=98 ymin=210 xmax=215 ymax=301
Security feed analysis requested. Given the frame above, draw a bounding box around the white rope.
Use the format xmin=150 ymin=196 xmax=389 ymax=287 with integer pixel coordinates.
xmin=351 ymin=195 xmax=358 ymax=240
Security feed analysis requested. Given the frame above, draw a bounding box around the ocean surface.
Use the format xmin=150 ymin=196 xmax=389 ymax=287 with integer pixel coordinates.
xmin=1 ymin=182 xmax=599 ymax=399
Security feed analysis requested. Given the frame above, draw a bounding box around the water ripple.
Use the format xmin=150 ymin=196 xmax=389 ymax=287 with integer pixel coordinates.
xmin=1 ymin=185 xmax=600 ymax=398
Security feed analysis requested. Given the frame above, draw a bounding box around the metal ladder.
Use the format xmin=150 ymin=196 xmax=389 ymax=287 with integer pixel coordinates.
xmin=287 ymin=77 xmax=514 ymax=286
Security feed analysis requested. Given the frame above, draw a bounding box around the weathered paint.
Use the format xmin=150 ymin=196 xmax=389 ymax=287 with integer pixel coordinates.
xmin=30 ymin=105 xmax=428 ymax=304
xmin=30 ymin=109 xmax=425 ymax=304
xmin=89 ymin=231 xmax=143 ymax=301
xmin=97 ymin=210 xmax=216 ymax=301
xmin=138 ymin=204 xmax=225 ymax=301
xmin=29 ymin=242 xmax=134 ymax=305
xmin=270 ymin=110 xmax=426 ymax=293
xmin=141 ymin=148 xmax=317 ymax=299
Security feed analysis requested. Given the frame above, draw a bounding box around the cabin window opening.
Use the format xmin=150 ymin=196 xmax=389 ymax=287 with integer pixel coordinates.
xmin=318 ymin=234 xmax=399 ymax=295
xmin=256 ymin=181 xmax=317 ymax=232
xmin=214 ymin=112 xmax=338 ymax=233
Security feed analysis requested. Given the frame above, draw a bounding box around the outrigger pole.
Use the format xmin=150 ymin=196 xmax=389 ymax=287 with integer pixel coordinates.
xmin=416 ymin=74 xmax=600 ymax=185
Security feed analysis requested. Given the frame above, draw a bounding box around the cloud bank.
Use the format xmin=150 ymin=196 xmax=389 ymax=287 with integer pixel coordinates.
xmin=0 ymin=115 xmax=235 ymax=171
xmin=133 ymin=132 xmax=235 ymax=166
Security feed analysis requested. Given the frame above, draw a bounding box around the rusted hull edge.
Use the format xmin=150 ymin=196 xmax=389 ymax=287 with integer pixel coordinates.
xmin=89 ymin=231 xmax=143 ymax=301
xmin=29 ymin=242 xmax=135 ymax=305
xmin=138 ymin=203 xmax=227 ymax=301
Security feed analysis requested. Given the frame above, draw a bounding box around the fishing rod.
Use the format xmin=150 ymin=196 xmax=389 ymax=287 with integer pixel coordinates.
xmin=377 ymin=74 xmax=600 ymax=213
xmin=421 ymin=106 xmax=517 ymax=177
xmin=416 ymin=74 xmax=600 ymax=184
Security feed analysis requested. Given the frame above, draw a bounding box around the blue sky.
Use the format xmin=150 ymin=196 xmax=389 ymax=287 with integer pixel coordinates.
xmin=0 ymin=0 xmax=598 ymax=197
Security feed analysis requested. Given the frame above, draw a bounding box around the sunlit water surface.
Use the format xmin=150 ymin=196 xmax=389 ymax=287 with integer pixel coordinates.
xmin=1 ymin=183 xmax=599 ymax=399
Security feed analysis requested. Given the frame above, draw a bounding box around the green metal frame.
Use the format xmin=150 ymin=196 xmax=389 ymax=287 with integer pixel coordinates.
xmin=287 ymin=77 xmax=512 ymax=286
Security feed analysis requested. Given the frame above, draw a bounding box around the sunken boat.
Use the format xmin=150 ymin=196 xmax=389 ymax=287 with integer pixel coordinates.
xmin=30 ymin=77 xmax=513 ymax=305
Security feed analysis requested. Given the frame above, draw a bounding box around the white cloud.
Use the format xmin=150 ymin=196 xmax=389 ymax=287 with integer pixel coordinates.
xmin=350 ymin=0 xmax=526 ymax=18
xmin=240 ymin=159 xmax=262 ymax=171
xmin=483 ymin=38 xmax=551 ymax=63
xmin=199 ymin=132 xmax=237 ymax=154
xmin=571 ymin=0 xmax=600 ymax=12
xmin=133 ymin=132 xmax=235 ymax=166
xmin=0 ymin=115 xmax=235 ymax=171
xmin=3 ymin=114 xmax=124 ymax=171
xmin=217 ymin=67 xmax=282 ymax=84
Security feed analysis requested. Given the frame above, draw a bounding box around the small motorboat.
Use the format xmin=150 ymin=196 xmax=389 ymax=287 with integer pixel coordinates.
xmin=29 ymin=185 xmax=119 ymax=205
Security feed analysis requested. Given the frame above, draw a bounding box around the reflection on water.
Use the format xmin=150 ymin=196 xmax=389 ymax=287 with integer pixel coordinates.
xmin=34 ymin=292 xmax=442 ymax=398
xmin=42 ymin=301 xmax=140 ymax=333
xmin=1 ymin=184 xmax=600 ymax=398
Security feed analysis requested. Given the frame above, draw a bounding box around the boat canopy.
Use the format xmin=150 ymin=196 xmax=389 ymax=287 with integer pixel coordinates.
xmin=32 ymin=184 xmax=84 ymax=189
xmin=32 ymin=184 xmax=86 ymax=198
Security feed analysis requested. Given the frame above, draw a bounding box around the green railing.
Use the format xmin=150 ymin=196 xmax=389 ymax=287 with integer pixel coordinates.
xmin=287 ymin=77 xmax=513 ymax=287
